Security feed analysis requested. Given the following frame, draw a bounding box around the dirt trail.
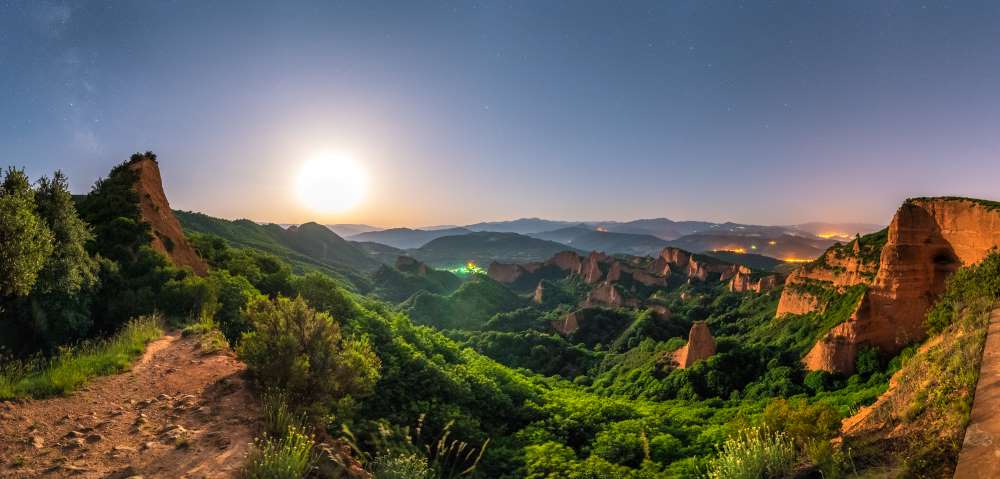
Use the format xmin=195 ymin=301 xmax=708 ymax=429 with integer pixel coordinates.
xmin=953 ymin=308 xmax=1000 ymax=479
xmin=0 ymin=332 xmax=259 ymax=478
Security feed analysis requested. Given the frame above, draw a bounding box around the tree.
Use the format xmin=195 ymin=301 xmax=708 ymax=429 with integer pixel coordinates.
xmin=0 ymin=167 xmax=53 ymax=297
xmin=33 ymin=171 xmax=98 ymax=295
xmin=77 ymin=161 xmax=150 ymax=263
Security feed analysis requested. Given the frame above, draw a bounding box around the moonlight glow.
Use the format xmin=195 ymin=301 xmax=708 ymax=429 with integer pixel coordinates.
xmin=297 ymin=154 xmax=368 ymax=213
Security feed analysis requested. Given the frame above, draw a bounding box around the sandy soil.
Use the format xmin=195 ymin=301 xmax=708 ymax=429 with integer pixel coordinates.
xmin=0 ymin=332 xmax=259 ymax=478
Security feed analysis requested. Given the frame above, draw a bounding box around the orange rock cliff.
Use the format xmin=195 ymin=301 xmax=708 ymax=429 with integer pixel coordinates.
xmin=129 ymin=156 xmax=208 ymax=275
xmin=673 ymin=321 xmax=717 ymax=368
xmin=788 ymin=198 xmax=1000 ymax=373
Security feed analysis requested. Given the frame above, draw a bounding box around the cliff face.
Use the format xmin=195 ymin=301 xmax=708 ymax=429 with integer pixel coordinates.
xmin=129 ymin=158 xmax=208 ymax=275
xmin=776 ymin=241 xmax=879 ymax=317
xmin=728 ymin=266 xmax=782 ymax=293
xmin=487 ymin=262 xmax=527 ymax=283
xmin=804 ymin=198 xmax=1000 ymax=373
xmin=673 ymin=321 xmax=717 ymax=368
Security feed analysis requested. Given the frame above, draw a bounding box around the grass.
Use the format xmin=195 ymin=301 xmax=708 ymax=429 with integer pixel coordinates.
xmin=181 ymin=316 xmax=229 ymax=353
xmin=704 ymin=426 xmax=797 ymax=479
xmin=0 ymin=315 xmax=162 ymax=400
xmin=243 ymin=391 xmax=317 ymax=479
xmin=242 ymin=426 xmax=317 ymax=479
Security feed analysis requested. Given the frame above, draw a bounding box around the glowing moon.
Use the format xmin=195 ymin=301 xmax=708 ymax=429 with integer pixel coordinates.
xmin=296 ymin=154 xmax=367 ymax=213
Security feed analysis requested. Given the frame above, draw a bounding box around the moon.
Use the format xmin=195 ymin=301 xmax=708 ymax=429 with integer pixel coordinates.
xmin=296 ymin=153 xmax=367 ymax=213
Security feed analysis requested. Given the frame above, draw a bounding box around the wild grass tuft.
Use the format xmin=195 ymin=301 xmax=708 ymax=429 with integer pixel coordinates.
xmin=0 ymin=315 xmax=162 ymax=400
xmin=242 ymin=425 xmax=317 ymax=479
xmin=370 ymin=451 xmax=432 ymax=479
xmin=704 ymin=426 xmax=797 ymax=479
xmin=182 ymin=316 xmax=229 ymax=353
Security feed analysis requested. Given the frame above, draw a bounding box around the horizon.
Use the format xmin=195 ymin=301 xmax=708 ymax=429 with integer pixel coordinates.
xmin=5 ymin=1 xmax=1000 ymax=227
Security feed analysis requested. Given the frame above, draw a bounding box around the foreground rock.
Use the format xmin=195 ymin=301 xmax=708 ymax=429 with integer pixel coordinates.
xmin=780 ymin=198 xmax=1000 ymax=373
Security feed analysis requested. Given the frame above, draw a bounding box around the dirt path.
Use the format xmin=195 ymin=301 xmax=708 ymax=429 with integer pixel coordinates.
xmin=954 ymin=308 xmax=1000 ymax=479
xmin=0 ymin=332 xmax=259 ymax=478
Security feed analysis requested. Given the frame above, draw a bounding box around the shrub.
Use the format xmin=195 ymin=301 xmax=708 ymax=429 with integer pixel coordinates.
xmin=704 ymin=426 xmax=796 ymax=479
xmin=238 ymin=296 xmax=380 ymax=419
xmin=370 ymin=452 xmax=432 ymax=479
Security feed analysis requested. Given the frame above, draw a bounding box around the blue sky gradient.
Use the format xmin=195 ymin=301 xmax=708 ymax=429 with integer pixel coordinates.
xmin=2 ymin=1 xmax=999 ymax=226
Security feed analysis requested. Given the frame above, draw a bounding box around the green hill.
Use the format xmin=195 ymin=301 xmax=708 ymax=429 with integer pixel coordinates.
xmin=175 ymin=210 xmax=377 ymax=290
xmin=402 ymin=275 xmax=526 ymax=330
xmin=411 ymin=231 xmax=576 ymax=267
xmin=531 ymin=226 xmax=670 ymax=256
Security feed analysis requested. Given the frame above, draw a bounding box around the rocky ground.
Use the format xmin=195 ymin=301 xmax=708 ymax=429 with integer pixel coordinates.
xmin=0 ymin=332 xmax=259 ymax=478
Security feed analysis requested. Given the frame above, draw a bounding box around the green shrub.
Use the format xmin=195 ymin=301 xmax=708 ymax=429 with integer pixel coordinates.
xmin=704 ymin=426 xmax=796 ymax=479
xmin=238 ymin=296 xmax=380 ymax=419
xmin=370 ymin=452 xmax=432 ymax=479
xmin=181 ymin=316 xmax=228 ymax=353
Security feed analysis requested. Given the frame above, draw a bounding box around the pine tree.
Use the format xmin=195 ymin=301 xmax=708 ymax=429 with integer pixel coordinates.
xmin=0 ymin=167 xmax=54 ymax=297
xmin=34 ymin=171 xmax=98 ymax=295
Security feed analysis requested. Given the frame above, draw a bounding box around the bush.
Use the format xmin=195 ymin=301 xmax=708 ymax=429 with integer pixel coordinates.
xmin=370 ymin=452 xmax=432 ymax=479
xmin=704 ymin=426 xmax=796 ymax=479
xmin=238 ymin=296 xmax=380 ymax=419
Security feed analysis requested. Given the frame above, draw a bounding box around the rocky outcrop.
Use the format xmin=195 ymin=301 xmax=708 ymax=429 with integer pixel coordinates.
xmin=533 ymin=281 xmax=545 ymax=304
xmin=549 ymin=251 xmax=583 ymax=273
xmin=581 ymin=252 xmax=611 ymax=283
xmin=728 ymin=266 xmax=783 ymax=293
xmin=776 ymin=237 xmax=881 ymax=317
xmin=487 ymin=262 xmax=527 ymax=283
xmin=804 ymin=198 xmax=1000 ymax=373
xmin=650 ymin=247 xmax=739 ymax=282
xmin=673 ymin=321 xmax=717 ymax=368
xmin=551 ymin=312 xmax=581 ymax=335
xmin=607 ymin=261 xmax=666 ymax=287
xmin=129 ymin=155 xmax=207 ymax=275
xmin=396 ymin=255 xmax=431 ymax=276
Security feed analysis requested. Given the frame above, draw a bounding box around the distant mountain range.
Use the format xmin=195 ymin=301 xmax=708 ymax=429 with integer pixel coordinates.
xmin=350 ymin=227 xmax=472 ymax=249
xmin=183 ymin=214 xmax=880 ymax=281
xmin=332 ymin=217 xmax=881 ymax=262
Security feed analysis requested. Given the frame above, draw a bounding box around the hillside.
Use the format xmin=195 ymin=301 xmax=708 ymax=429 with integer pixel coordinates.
xmin=350 ymin=240 xmax=405 ymax=265
xmin=349 ymin=226 xmax=471 ymax=249
xmin=668 ymin=231 xmax=833 ymax=260
xmin=410 ymin=231 xmax=577 ymax=267
xmin=175 ymin=210 xmax=375 ymax=290
xmin=530 ymin=226 xmax=669 ymax=256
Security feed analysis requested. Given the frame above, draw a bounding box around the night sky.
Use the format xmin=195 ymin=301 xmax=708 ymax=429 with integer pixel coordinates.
xmin=2 ymin=1 xmax=1000 ymax=227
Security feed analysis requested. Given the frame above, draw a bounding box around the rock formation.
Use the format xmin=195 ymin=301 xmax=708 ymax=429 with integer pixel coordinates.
xmin=776 ymin=234 xmax=882 ymax=317
xmin=801 ymin=198 xmax=1000 ymax=373
xmin=607 ymin=261 xmax=666 ymax=287
xmin=549 ymin=251 xmax=583 ymax=273
xmin=728 ymin=266 xmax=782 ymax=293
xmin=396 ymin=255 xmax=431 ymax=276
xmin=673 ymin=321 xmax=717 ymax=368
xmin=533 ymin=281 xmax=545 ymax=304
xmin=487 ymin=261 xmax=527 ymax=283
xmin=129 ymin=155 xmax=208 ymax=275
xmin=551 ymin=311 xmax=581 ymax=335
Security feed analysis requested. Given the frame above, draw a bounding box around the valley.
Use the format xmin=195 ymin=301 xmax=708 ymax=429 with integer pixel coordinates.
xmin=4 ymin=154 xmax=998 ymax=478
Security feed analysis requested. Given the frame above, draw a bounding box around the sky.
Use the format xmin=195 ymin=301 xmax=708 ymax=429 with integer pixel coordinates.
xmin=2 ymin=1 xmax=1000 ymax=228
